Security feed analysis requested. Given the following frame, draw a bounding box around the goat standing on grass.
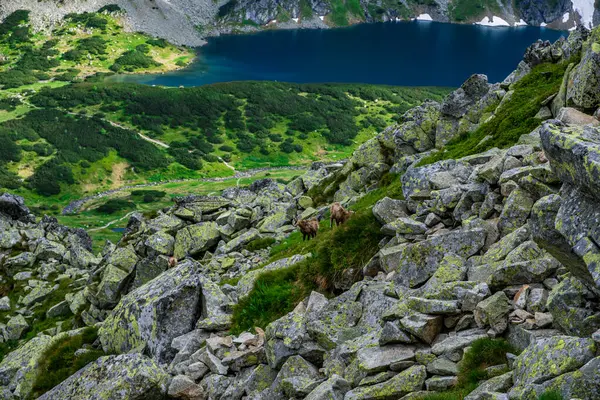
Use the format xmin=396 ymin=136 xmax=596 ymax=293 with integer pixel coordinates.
xmin=293 ymin=218 xmax=319 ymax=241
xmin=330 ymin=202 xmax=354 ymax=228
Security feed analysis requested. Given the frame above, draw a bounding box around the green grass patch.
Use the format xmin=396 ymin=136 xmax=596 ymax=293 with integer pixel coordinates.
xmin=231 ymin=264 xmax=313 ymax=334
xmin=449 ymin=0 xmax=501 ymax=22
xmin=231 ymin=174 xmax=403 ymax=333
xmin=300 ymin=0 xmax=314 ymax=19
xmin=418 ymin=60 xmax=569 ymax=166
xmin=246 ymin=237 xmax=277 ymax=252
xmin=30 ymin=327 xmax=106 ymax=399
xmin=420 ymin=338 xmax=516 ymax=399
xmin=329 ymin=0 xmax=350 ymax=26
xmin=538 ymin=390 xmax=564 ymax=400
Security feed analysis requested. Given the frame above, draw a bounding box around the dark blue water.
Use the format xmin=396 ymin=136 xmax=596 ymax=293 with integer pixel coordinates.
xmin=114 ymin=21 xmax=565 ymax=87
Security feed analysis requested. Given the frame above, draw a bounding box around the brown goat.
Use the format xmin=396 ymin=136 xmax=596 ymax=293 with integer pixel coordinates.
xmin=293 ymin=218 xmax=319 ymax=241
xmin=330 ymin=202 xmax=354 ymax=228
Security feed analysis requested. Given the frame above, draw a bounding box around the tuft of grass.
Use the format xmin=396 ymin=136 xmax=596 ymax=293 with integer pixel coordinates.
xmin=458 ymin=337 xmax=515 ymax=386
xmin=230 ymin=174 xmax=403 ymax=333
xmin=230 ymin=264 xmax=313 ymax=334
xmin=30 ymin=327 xmax=106 ymax=399
xmin=420 ymin=338 xmax=516 ymax=400
xmin=246 ymin=237 xmax=276 ymax=252
xmin=418 ymin=60 xmax=570 ymax=166
xmin=329 ymin=0 xmax=350 ymax=26
xmin=538 ymin=390 xmax=564 ymax=400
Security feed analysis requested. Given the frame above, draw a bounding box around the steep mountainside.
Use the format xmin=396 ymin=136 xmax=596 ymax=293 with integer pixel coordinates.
xmin=0 ymin=23 xmax=600 ymax=400
xmin=0 ymin=0 xmax=599 ymax=46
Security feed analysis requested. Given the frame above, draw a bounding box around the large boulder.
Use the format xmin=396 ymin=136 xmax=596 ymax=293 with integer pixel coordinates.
xmin=37 ymin=354 xmax=169 ymax=400
xmin=174 ymin=222 xmax=220 ymax=258
xmin=566 ymin=36 xmax=600 ymax=110
xmin=99 ymin=259 xmax=202 ymax=363
xmin=510 ymin=336 xmax=596 ymax=398
xmin=0 ymin=193 xmax=34 ymax=222
xmin=344 ymin=365 xmax=426 ymax=400
xmin=380 ymin=229 xmax=485 ymax=288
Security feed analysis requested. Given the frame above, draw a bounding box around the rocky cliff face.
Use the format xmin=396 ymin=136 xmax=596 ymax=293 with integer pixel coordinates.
xmin=0 ymin=0 xmax=599 ymax=46
xmin=2 ymin=21 xmax=600 ymax=400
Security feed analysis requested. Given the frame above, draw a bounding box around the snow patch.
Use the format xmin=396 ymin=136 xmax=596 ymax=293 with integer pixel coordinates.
xmin=292 ymin=18 xmax=299 ymax=23
xmin=540 ymin=22 xmax=547 ymax=27
xmin=514 ymin=19 xmax=527 ymax=26
xmin=562 ymin=12 xmax=570 ymax=23
xmin=476 ymin=16 xmax=510 ymax=27
xmin=319 ymin=16 xmax=324 ymax=21
xmin=416 ymin=13 xmax=433 ymax=21
xmin=571 ymin=0 xmax=595 ymax=28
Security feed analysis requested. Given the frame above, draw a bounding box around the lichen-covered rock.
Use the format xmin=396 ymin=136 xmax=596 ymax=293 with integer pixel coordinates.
xmin=372 ymin=197 xmax=408 ymax=225
xmin=381 ymin=229 xmax=485 ymax=288
xmin=381 ymin=218 xmax=427 ymax=236
xmin=174 ymin=222 xmax=220 ymax=258
xmin=99 ymin=259 xmax=202 ymax=363
xmin=510 ymin=335 xmax=596 ymax=398
xmin=541 ymin=122 xmax=600 ymax=198
xmin=37 ymin=354 xmax=169 ymax=400
xmin=474 ymin=291 xmax=511 ymax=334
xmin=305 ymin=374 xmax=350 ymax=400
xmin=3 ymin=315 xmax=28 ymax=341
xmin=400 ymin=313 xmax=443 ymax=344
xmin=344 ymin=365 xmax=426 ymax=400
xmin=145 ymin=231 xmax=175 ymax=255
xmin=34 ymin=238 xmax=66 ymax=261
xmin=219 ymin=228 xmax=261 ymax=254
xmin=106 ymin=244 xmax=138 ymax=272
xmin=464 ymin=372 xmax=512 ymax=400
xmin=0 ymin=229 xmax=21 ymax=250
xmin=95 ymin=264 xmax=130 ymax=308
xmin=168 ymin=374 xmax=205 ymax=399
xmin=519 ymin=356 xmax=600 ymax=400
xmin=566 ymin=39 xmax=600 ymax=110
xmin=546 ymin=275 xmax=600 ymax=336
xmin=258 ymin=212 xmax=290 ymax=233
xmin=498 ymin=188 xmax=534 ymax=236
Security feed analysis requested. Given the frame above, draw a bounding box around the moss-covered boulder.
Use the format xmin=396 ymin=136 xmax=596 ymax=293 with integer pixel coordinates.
xmin=99 ymin=259 xmax=202 ymax=363
xmin=566 ymin=35 xmax=600 ymax=110
xmin=106 ymin=244 xmax=138 ymax=273
xmin=37 ymin=354 xmax=168 ymax=400
xmin=498 ymin=188 xmax=534 ymax=236
xmin=510 ymin=335 xmax=596 ymax=398
xmin=344 ymin=364 xmax=426 ymax=400
xmin=547 ymin=275 xmax=600 ymax=336
xmin=380 ymin=228 xmax=485 ymax=288
xmin=144 ymin=231 xmax=175 ymax=255
xmin=95 ymin=264 xmax=130 ymax=309
xmin=173 ymin=222 xmax=220 ymax=258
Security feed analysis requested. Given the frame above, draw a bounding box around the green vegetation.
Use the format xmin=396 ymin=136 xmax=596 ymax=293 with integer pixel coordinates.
xmin=449 ymin=0 xmax=501 ymax=22
xmin=300 ymin=0 xmax=314 ymax=19
xmin=420 ymin=338 xmax=516 ymax=399
xmin=538 ymin=390 xmax=564 ymax=400
xmin=96 ymin=198 xmax=135 ymax=214
xmin=419 ymin=60 xmax=569 ymax=166
xmin=30 ymin=327 xmax=106 ymax=399
xmin=246 ymin=237 xmax=277 ymax=251
xmin=230 ymin=173 xmax=403 ymax=333
xmin=0 ymin=9 xmax=192 ymax=91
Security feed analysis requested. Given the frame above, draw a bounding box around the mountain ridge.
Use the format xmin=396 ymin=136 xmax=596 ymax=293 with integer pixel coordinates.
xmin=0 ymin=0 xmax=599 ymax=46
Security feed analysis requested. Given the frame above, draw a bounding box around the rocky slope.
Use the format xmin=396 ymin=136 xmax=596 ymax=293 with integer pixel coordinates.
xmin=0 ymin=0 xmax=599 ymax=46
xmin=1 ymin=23 xmax=600 ymax=400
